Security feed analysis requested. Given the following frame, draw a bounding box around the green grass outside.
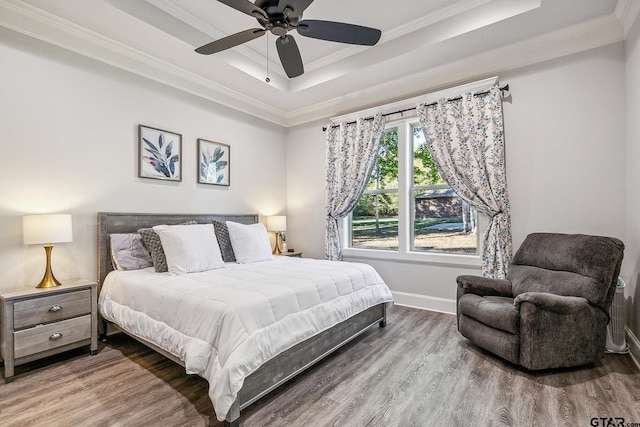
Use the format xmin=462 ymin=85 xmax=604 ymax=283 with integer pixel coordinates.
xmin=352 ymin=216 xmax=477 ymax=254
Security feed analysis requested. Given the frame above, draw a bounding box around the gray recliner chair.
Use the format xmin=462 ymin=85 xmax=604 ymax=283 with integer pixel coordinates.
xmin=457 ymin=233 xmax=624 ymax=370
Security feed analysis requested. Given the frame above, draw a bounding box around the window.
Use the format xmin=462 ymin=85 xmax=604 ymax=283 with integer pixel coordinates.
xmin=352 ymin=128 xmax=399 ymax=250
xmin=348 ymin=120 xmax=478 ymax=256
xmin=411 ymin=125 xmax=478 ymax=255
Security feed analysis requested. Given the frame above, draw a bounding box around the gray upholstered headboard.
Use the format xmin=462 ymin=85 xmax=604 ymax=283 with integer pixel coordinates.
xmin=97 ymin=212 xmax=258 ymax=291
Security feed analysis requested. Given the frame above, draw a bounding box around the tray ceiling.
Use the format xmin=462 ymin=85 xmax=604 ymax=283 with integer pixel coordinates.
xmin=0 ymin=0 xmax=635 ymax=126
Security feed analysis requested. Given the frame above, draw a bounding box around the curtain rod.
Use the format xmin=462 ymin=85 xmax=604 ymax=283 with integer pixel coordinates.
xmin=322 ymin=84 xmax=509 ymax=132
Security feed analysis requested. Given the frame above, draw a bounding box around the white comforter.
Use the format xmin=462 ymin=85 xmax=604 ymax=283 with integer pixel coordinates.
xmin=98 ymin=256 xmax=393 ymax=421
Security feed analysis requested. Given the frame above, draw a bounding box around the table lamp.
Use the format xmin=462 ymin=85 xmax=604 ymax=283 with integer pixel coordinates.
xmin=23 ymin=214 xmax=73 ymax=288
xmin=267 ymin=215 xmax=286 ymax=255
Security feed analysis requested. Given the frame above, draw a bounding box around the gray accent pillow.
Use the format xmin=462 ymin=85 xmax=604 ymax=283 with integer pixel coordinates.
xmin=110 ymin=233 xmax=153 ymax=271
xmin=139 ymin=221 xmax=197 ymax=273
xmin=213 ymin=219 xmax=236 ymax=262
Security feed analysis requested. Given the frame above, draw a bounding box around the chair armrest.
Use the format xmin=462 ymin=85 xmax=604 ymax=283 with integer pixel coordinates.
xmin=514 ymin=292 xmax=590 ymax=314
xmin=456 ymin=275 xmax=513 ymax=297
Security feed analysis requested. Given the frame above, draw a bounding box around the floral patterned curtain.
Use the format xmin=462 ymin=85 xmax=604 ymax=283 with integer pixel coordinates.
xmin=325 ymin=114 xmax=385 ymax=260
xmin=417 ymin=85 xmax=512 ymax=278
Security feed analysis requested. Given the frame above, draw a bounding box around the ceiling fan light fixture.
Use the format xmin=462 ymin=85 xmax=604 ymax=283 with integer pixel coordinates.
xmin=271 ymin=24 xmax=288 ymax=37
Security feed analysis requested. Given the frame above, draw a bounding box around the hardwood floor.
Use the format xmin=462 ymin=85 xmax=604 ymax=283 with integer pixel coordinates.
xmin=1 ymin=305 xmax=639 ymax=426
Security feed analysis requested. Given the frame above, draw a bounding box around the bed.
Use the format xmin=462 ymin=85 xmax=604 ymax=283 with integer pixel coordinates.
xmin=97 ymin=212 xmax=393 ymax=426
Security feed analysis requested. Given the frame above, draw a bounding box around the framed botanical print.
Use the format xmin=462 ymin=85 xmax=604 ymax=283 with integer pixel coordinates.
xmin=198 ymin=139 xmax=230 ymax=186
xmin=138 ymin=125 xmax=182 ymax=181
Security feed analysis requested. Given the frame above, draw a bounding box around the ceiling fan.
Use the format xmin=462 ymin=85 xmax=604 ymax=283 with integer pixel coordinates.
xmin=195 ymin=0 xmax=382 ymax=78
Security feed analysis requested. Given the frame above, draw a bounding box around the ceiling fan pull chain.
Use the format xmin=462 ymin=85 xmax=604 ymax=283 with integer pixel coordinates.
xmin=266 ymin=34 xmax=271 ymax=83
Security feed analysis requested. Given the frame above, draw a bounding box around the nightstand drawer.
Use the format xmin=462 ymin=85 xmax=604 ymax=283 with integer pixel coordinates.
xmin=13 ymin=289 xmax=91 ymax=329
xmin=14 ymin=315 xmax=92 ymax=359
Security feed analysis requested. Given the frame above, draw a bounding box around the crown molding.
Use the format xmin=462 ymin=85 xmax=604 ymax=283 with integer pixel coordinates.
xmin=304 ymin=0 xmax=494 ymax=73
xmin=0 ymin=0 xmax=289 ymax=126
xmin=380 ymin=0 xmax=494 ymax=42
xmin=615 ymin=0 xmax=640 ymax=37
xmin=284 ymin=13 xmax=624 ymax=127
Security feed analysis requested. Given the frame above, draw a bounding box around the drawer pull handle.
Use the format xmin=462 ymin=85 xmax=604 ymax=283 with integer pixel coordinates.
xmin=49 ymin=305 xmax=62 ymax=312
xmin=49 ymin=332 xmax=63 ymax=341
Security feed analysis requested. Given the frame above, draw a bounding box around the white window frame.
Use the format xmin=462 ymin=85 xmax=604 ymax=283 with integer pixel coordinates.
xmin=340 ymin=116 xmax=486 ymax=268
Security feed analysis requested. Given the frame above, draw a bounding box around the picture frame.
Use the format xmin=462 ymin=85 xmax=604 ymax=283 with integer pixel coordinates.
xmin=198 ymin=138 xmax=230 ymax=186
xmin=138 ymin=124 xmax=182 ymax=181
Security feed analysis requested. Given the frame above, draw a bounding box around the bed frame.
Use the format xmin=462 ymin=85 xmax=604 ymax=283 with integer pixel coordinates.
xmin=97 ymin=212 xmax=387 ymax=427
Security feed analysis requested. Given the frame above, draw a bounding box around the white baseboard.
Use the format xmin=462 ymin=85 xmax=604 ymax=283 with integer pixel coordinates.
xmin=391 ymin=291 xmax=456 ymax=315
xmin=627 ymin=326 xmax=640 ymax=371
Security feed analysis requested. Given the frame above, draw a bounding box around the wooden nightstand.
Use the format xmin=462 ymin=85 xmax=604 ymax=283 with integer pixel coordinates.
xmin=0 ymin=279 xmax=98 ymax=383
xmin=277 ymin=251 xmax=303 ymax=258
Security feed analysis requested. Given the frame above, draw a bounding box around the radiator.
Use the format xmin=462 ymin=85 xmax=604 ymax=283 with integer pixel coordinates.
xmin=605 ymin=278 xmax=629 ymax=354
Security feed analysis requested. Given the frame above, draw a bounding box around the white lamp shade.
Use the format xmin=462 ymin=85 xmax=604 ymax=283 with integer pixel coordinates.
xmin=23 ymin=214 xmax=73 ymax=245
xmin=267 ymin=215 xmax=287 ymax=232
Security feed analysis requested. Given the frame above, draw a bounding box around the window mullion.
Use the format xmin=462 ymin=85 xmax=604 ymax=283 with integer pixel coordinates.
xmin=412 ymin=183 xmax=450 ymax=192
xmin=362 ymin=188 xmax=398 ymax=195
xmin=397 ymin=122 xmax=410 ymax=255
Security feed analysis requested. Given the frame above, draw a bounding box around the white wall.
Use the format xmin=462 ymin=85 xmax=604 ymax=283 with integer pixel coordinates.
xmin=287 ymin=42 xmax=627 ymax=313
xmin=285 ymin=121 xmax=328 ymax=259
xmin=503 ymin=44 xmax=626 ymax=245
xmin=625 ymin=15 xmax=640 ymax=342
xmin=0 ymin=28 xmax=287 ymax=292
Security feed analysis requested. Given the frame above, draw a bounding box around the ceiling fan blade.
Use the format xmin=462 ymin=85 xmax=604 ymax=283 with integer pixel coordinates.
xmin=195 ymin=29 xmax=266 ymax=54
xmin=278 ymin=0 xmax=314 ymax=18
xmin=217 ymin=0 xmax=268 ymax=19
xmin=276 ymin=35 xmax=304 ymax=78
xmin=297 ymin=20 xmax=381 ymax=46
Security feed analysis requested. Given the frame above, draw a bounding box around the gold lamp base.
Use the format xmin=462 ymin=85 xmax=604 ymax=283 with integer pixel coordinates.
xmin=272 ymin=233 xmax=282 ymax=255
xmin=36 ymin=244 xmax=63 ymax=288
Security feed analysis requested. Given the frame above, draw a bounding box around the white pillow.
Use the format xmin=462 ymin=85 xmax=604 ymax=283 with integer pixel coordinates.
xmin=152 ymin=224 xmax=225 ymax=275
xmin=226 ymin=221 xmax=274 ymax=263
